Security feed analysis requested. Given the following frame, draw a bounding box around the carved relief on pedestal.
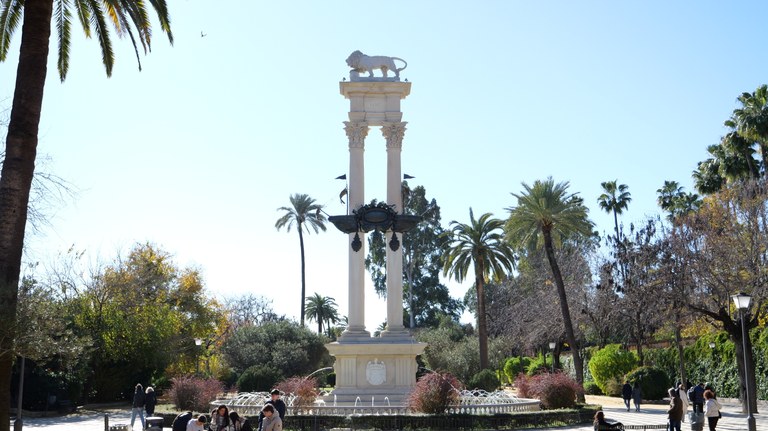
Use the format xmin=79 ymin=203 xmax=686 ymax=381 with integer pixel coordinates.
xmin=366 ymin=359 xmax=387 ymax=386
xmin=381 ymin=122 xmax=407 ymax=149
xmin=344 ymin=121 xmax=369 ymax=148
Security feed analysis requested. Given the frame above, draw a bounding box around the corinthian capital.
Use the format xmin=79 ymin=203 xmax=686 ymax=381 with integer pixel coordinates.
xmin=381 ymin=122 xmax=407 ymax=149
xmin=344 ymin=121 xmax=369 ymax=149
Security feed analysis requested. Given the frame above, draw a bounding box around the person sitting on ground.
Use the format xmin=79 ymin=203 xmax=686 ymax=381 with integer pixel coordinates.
xmin=229 ymin=411 xmax=253 ymax=431
xmin=258 ymin=389 xmax=286 ymax=430
xmin=260 ymin=405 xmax=282 ymax=431
xmin=172 ymin=411 xmax=193 ymax=431
xmin=186 ymin=415 xmax=207 ymax=431
xmin=593 ymin=410 xmax=622 ymax=430
xmin=211 ymin=404 xmax=231 ymax=431
xmin=667 ymin=387 xmax=684 ymax=431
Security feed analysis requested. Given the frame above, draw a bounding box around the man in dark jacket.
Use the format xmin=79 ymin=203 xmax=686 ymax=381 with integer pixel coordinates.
xmin=688 ymin=382 xmax=705 ymax=413
xmin=621 ymin=382 xmax=632 ymax=411
xmin=130 ymin=383 xmax=146 ymax=429
xmin=667 ymin=388 xmax=684 ymax=431
xmin=259 ymin=389 xmax=286 ymax=431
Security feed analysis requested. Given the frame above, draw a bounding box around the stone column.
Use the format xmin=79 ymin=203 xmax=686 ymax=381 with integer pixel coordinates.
xmin=343 ymin=121 xmax=369 ymax=338
xmin=381 ymin=122 xmax=408 ymax=336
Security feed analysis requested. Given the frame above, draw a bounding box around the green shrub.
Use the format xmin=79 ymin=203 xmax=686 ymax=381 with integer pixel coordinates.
xmin=603 ymin=377 xmax=623 ymax=397
xmin=526 ymin=354 xmax=550 ymax=376
xmin=326 ymin=372 xmax=336 ymax=387
xmin=625 ymin=366 xmax=670 ymax=400
xmin=407 ymin=372 xmax=462 ymax=413
xmin=583 ymin=380 xmax=603 ymax=395
xmin=588 ymin=344 xmax=637 ymax=395
xmin=237 ymin=365 xmax=282 ymax=392
xmin=468 ymin=369 xmax=500 ymax=391
xmin=504 ymin=357 xmax=531 ymax=383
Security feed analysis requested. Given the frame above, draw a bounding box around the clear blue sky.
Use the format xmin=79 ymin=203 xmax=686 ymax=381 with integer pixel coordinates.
xmin=1 ymin=1 xmax=767 ymax=330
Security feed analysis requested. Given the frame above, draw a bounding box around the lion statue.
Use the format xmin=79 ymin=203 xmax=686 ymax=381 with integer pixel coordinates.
xmin=346 ymin=50 xmax=407 ymax=80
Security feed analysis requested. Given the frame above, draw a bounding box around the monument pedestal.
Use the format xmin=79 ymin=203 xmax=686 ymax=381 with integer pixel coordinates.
xmin=325 ymin=339 xmax=426 ymax=406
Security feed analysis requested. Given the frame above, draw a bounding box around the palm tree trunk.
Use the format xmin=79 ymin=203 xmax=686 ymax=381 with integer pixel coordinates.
xmin=475 ymin=260 xmax=489 ymax=370
xmin=298 ymin=225 xmax=306 ymax=327
xmin=0 ymin=2 xmax=53 ymax=429
xmin=613 ymin=209 xmax=620 ymax=241
xmin=542 ymin=230 xmax=585 ymax=402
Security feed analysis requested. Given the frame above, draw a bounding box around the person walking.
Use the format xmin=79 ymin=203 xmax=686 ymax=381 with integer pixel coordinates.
xmin=632 ymin=382 xmax=642 ymax=412
xmin=677 ymin=383 xmax=689 ymax=422
xmin=667 ymin=387 xmax=684 ymax=431
xmin=130 ymin=383 xmax=146 ymax=430
xmin=144 ymin=386 xmax=157 ymax=417
xmin=621 ymin=381 xmax=632 ymax=412
xmin=704 ymin=390 xmax=722 ymax=431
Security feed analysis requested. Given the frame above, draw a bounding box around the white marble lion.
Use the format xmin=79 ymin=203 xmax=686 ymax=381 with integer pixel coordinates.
xmin=346 ymin=50 xmax=407 ymax=80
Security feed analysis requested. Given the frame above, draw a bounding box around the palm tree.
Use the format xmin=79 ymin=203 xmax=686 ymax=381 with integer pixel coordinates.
xmin=729 ymin=85 xmax=768 ymax=173
xmin=442 ymin=208 xmax=514 ymax=370
xmin=305 ymin=293 xmax=339 ymax=335
xmin=596 ymin=180 xmax=631 ymax=240
xmin=656 ymin=181 xmax=702 ymax=222
xmin=0 ymin=1 xmax=172 ymax=427
xmin=505 ymin=178 xmax=594 ymax=400
xmin=275 ymin=194 xmax=327 ymax=327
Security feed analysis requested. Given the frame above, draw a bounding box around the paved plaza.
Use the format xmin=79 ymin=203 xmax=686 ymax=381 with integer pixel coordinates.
xmin=8 ymin=396 xmax=768 ymax=430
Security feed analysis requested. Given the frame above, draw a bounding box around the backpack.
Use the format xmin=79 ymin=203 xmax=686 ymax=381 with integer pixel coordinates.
xmin=172 ymin=412 xmax=193 ymax=431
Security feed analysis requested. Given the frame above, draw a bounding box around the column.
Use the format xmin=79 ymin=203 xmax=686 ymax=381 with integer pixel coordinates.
xmin=343 ymin=121 xmax=369 ymax=337
xmin=381 ymin=122 xmax=407 ymax=335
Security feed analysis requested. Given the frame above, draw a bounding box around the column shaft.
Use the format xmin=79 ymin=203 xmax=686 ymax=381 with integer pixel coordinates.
xmin=382 ymin=122 xmax=407 ymax=335
xmin=344 ymin=122 xmax=369 ymax=337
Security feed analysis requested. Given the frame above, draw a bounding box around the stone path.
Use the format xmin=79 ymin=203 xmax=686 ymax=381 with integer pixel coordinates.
xmin=532 ymin=395 xmax=768 ymax=430
xmin=9 ymin=396 xmax=768 ymax=430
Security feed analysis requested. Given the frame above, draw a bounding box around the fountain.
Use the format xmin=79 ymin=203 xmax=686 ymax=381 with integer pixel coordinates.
xmin=211 ymin=52 xmax=541 ymax=420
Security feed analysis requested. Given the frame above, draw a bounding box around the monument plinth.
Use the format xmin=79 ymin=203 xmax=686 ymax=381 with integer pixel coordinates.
xmin=326 ymin=51 xmax=426 ymax=406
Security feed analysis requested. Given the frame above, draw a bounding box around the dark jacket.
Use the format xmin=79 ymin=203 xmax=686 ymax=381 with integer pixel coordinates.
xmin=145 ymin=391 xmax=157 ymax=410
xmin=132 ymin=390 xmax=145 ymax=408
xmin=172 ymin=412 xmax=193 ymax=431
xmin=689 ymin=385 xmax=705 ymax=403
xmin=594 ymin=419 xmax=622 ymax=430
xmin=668 ymin=396 xmax=684 ymax=421
xmin=621 ymin=383 xmax=632 ymax=399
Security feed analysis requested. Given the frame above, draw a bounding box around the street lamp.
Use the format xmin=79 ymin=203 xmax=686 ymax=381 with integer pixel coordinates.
xmin=731 ymin=292 xmax=756 ymax=431
xmin=13 ymin=356 xmax=25 ymax=431
xmin=194 ymin=338 xmax=203 ymax=375
xmin=548 ymin=342 xmax=556 ymax=373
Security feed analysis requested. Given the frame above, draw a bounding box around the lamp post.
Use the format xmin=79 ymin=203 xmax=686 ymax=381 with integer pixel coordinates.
xmin=732 ymin=292 xmax=756 ymax=431
xmin=548 ymin=342 xmax=556 ymax=373
xmin=194 ymin=338 xmax=202 ymax=375
xmin=13 ymin=356 xmax=25 ymax=431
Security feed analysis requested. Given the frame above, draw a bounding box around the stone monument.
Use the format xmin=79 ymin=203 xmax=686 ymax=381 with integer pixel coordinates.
xmin=326 ymin=51 xmax=426 ymax=405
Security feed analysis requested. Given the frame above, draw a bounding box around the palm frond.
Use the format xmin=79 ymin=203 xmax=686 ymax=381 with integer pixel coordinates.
xmin=0 ymin=0 xmax=23 ymax=61
xmin=87 ymin=0 xmax=115 ymax=76
xmin=56 ymin=0 xmax=74 ymax=81
xmin=73 ymin=0 xmax=92 ymax=37
xmin=146 ymin=0 xmax=173 ymax=44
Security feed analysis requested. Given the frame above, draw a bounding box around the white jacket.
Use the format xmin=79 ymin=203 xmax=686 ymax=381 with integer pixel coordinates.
xmin=704 ymin=398 xmax=721 ymax=418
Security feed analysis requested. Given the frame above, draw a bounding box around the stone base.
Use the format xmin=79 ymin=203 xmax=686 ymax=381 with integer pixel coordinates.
xmin=325 ymin=338 xmax=426 ymax=406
